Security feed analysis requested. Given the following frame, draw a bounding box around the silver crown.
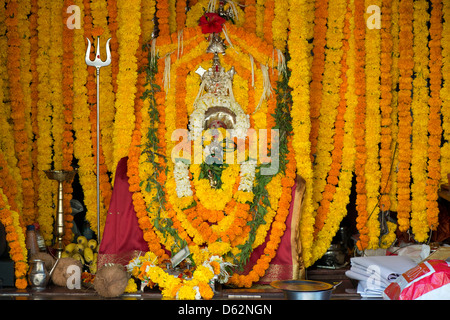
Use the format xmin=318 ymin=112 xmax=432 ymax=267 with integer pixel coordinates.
xmin=195 ymin=52 xmax=235 ymax=97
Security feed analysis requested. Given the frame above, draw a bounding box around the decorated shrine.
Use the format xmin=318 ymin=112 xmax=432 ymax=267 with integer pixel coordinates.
xmin=1 ymin=0 xmax=450 ymax=301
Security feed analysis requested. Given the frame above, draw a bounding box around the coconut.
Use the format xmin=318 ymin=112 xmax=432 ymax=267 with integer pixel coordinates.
xmin=94 ymin=264 xmax=128 ymax=298
xmin=51 ymin=257 xmax=83 ymax=287
xmin=30 ymin=252 xmax=56 ymax=272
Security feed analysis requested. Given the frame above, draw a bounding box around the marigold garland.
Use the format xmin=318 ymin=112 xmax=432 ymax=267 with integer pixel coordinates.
xmin=62 ymin=0 xmax=76 ymax=244
xmin=365 ymin=0 xmax=382 ymax=249
xmin=426 ymin=0 xmax=443 ymax=232
xmin=440 ymin=0 xmax=450 ymax=183
xmin=5 ymin=0 xmax=36 ymax=227
xmin=73 ymin=0 xmax=103 ymax=237
xmin=397 ymin=0 xmax=414 ymax=232
xmin=410 ymin=0 xmax=430 ymax=242
xmin=312 ymin=0 xmax=351 ymax=260
xmin=354 ymin=0 xmax=369 ymax=251
xmin=0 ymin=188 xmax=28 ymax=289
xmin=288 ymin=0 xmax=315 ymax=267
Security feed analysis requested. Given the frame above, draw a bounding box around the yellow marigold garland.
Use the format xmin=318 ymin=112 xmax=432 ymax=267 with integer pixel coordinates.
xmin=312 ymin=0 xmax=352 ymax=261
xmin=440 ymin=0 xmax=450 ymax=183
xmin=112 ymin=0 xmax=141 ymax=172
xmin=73 ymin=0 xmax=102 ymax=237
xmin=354 ymin=0 xmax=369 ymax=251
xmin=365 ymin=0 xmax=382 ymax=249
xmin=0 ymin=188 xmax=28 ymax=289
xmin=312 ymin=0 xmax=346 ymax=223
xmin=410 ymin=0 xmax=430 ymax=242
xmin=5 ymin=0 xmax=36 ymax=227
xmin=288 ymin=0 xmax=315 ymax=267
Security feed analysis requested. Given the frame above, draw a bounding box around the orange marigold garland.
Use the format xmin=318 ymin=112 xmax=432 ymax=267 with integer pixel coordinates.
xmin=309 ymin=0 xmax=328 ymax=162
xmin=397 ymin=0 xmax=414 ymax=232
xmin=426 ymin=0 xmax=443 ymax=231
xmin=0 ymin=189 xmax=28 ymax=289
xmin=62 ymin=0 xmax=75 ymax=244
xmin=354 ymin=0 xmax=369 ymax=251
xmin=5 ymin=0 xmax=36 ymax=227
xmin=379 ymin=0 xmax=394 ymax=215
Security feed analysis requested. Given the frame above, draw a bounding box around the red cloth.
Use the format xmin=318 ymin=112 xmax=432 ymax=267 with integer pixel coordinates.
xmin=98 ymin=157 xmax=148 ymax=266
xmin=98 ymin=156 xmax=297 ymax=279
xmin=241 ymin=182 xmax=297 ymax=283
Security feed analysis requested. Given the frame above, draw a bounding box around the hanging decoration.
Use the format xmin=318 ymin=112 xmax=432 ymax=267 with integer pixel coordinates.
xmin=0 ymin=0 xmax=448 ymax=293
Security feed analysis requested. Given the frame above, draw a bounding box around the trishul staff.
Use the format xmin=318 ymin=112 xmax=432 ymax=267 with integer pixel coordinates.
xmin=85 ymin=36 xmax=111 ymax=242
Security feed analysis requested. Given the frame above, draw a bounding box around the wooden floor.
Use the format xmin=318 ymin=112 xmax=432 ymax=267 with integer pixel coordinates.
xmin=0 ymin=267 xmax=363 ymax=300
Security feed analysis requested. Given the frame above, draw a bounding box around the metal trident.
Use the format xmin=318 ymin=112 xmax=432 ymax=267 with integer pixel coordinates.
xmin=85 ymin=36 xmax=111 ymax=243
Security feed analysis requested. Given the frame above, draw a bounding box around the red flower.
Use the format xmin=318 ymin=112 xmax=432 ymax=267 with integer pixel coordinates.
xmin=199 ymin=13 xmax=226 ymax=34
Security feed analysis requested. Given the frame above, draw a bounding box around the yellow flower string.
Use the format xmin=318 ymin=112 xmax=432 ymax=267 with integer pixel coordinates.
xmin=288 ymin=0 xmax=316 ymax=267
xmin=49 ymin=0 xmax=64 ymax=171
xmin=5 ymin=0 xmax=36 ymax=227
xmin=112 ymin=0 xmax=141 ymax=172
xmin=91 ymin=0 xmax=116 ymax=174
xmin=0 ymin=188 xmax=28 ymax=289
xmin=271 ymin=0 xmax=288 ymax=51
xmin=364 ymin=0 xmax=381 ymax=249
xmin=441 ymin=0 xmax=450 ymax=182
xmin=410 ymin=0 xmax=430 ymax=242
xmin=312 ymin=0 xmax=346 ymax=219
xmin=354 ymin=0 xmax=369 ymax=251
xmin=379 ymin=0 xmax=397 ymax=248
xmin=312 ymin=0 xmax=352 ymax=261
xmin=62 ymin=0 xmax=76 ymax=244
xmin=73 ymin=0 xmax=104 ymax=237
xmin=389 ymin=0 xmax=400 ymax=213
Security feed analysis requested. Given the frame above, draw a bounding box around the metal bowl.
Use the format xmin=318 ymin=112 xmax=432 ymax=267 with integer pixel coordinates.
xmin=271 ymin=280 xmax=340 ymax=300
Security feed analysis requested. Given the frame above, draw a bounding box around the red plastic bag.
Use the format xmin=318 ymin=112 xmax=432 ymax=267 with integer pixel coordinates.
xmin=383 ymin=259 xmax=450 ymax=300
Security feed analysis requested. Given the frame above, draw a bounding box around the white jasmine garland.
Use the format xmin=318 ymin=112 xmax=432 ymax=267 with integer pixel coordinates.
xmin=174 ymin=160 xmax=193 ymax=197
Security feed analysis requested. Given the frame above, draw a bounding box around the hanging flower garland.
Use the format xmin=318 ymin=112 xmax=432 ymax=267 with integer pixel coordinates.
xmin=440 ymin=0 xmax=450 ymax=183
xmin=62 ymin=0 xmax=76 ymax=244
xmin=397 ymin=0 xmax=414 ymax=232
xmin=30 ymin=0 xmax=39 ymax=216
xmin=5 ymin=0 xmax=36 ymax=227
xmin=35 ymin=0 xmax=55 ymax=243
xmin=426 ymin=0 xmax=443 ymax=232
xmin=73 ymin=0 xmax=102 ymax=238
xmin=388 ymin=0 xmax=400 ymax=213
xmin=17 ymin=0 xmax=32 ymax=158
xmin=262 ymin=0 xmax=274 ymax=45
xmin=288 ymin=0 xmax=316 ymax=268
xmin=271 ymin=0 xmax=288 ymax=51
xmin=379 ymin=0 xmax=397 ymax=248
xmin=0 ymin=188 xmax=28 ymax=289
xmin=176 ymin=0 xmax=186 ymax=31
xmin=308 ymin=0 xmax=328 ymax=162
xmin=112 ymin=0 xmax=141 ymax=178
xmin=312 ymin=0 xmax=346 ymax=220
xmin=410 ymin=0 xmax=430 ymax=242
xmin=91 ymin=0 xmax=116 ymax=174
xmin=312 ymin=0 xmax=351 ymax=260
xmin=244 ymin=0 xmax=257 ymax=33
xmin=354 ymin=0 xmax=369 ymax=251
xmin=49 ymin=0 xmax=64 ymax=171
xmin=379 ymin=0 xmax=394 ymax=219
xmin=156 ymin=0 xmax=170 ymax=44
xmin=0 ymin=151 xmax=20 ymax=213
xmin=364 ymin=0 xmax=382 ymax=249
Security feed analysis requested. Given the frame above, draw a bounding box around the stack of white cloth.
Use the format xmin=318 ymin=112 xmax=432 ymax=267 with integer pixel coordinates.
xmin=345 ymin=255 xmax=417 ymax=298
